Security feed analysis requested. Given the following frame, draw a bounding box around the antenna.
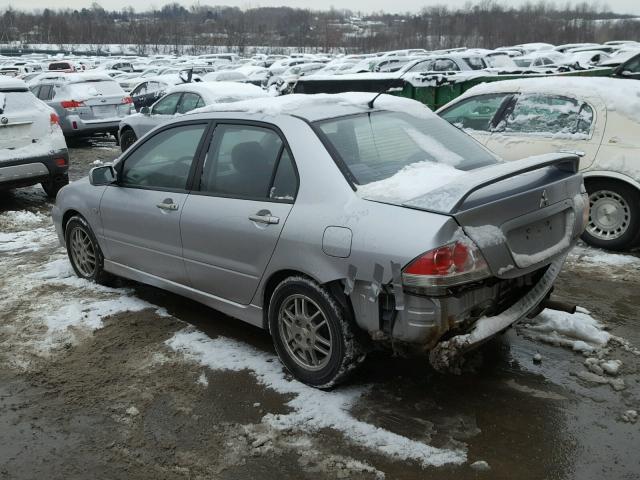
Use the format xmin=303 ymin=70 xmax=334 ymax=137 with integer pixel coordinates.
xmin=367 ymin=61 xmax=413 ymax=109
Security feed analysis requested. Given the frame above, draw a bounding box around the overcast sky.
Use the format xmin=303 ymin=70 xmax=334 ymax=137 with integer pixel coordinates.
xmin=2 ymin=0 xmax=640 ymax=15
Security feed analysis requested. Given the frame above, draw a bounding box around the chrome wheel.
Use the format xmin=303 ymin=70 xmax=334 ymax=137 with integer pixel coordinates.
xmin=587 ymin=190 xmax=631 ymax=241
xmin=69 ymin=227 xmax=97 ymax=277
xmin=278 ymin=294 xmax=333 ymax=371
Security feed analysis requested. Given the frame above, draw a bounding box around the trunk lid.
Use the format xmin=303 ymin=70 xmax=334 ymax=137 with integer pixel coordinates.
xmin=0 ymin=90 xmax=41 ymax=151
xmin=402 ymin=153 xmax=586 ymax=277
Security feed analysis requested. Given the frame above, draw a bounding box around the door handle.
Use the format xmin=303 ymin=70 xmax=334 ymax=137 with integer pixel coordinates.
xmin=249 ymin=210 xmax=280 ymax=225
xmin=156 ymin=199 xmax=179 ymax=211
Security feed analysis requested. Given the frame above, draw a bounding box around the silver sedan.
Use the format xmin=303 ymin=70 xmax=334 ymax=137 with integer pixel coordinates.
xmin=52 ymin=94 xmax=588 ymax=388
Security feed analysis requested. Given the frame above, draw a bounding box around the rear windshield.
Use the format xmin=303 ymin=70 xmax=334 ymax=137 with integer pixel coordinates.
xmin=315 ymin=111 xmax=498 ymax=187
xmin=64 ymin=80 xmax=124 ymax=98
xmin=49 ymin=62 xmax=72 ymax=70
xmin=0 ymin=91 xmax=36 ymax=113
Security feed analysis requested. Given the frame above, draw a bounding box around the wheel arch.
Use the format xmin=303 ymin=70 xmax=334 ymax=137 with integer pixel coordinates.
xmin=260 ymin=269 xmax=352 ymax=331
xmin=583 ymin=171 xmax=640 ymax=195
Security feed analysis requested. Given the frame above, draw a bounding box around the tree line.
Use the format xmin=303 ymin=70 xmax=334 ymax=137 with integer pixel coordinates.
xmin=0 ymin=1 xmax=639 ymax=55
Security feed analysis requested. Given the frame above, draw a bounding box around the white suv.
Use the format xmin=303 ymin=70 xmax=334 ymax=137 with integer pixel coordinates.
xmin=0 ymin=77 xmax=69 ymax=198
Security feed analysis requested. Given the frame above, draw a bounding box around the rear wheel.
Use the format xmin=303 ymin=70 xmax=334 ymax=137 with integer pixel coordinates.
xmin=582 ymin=179 xmax=640 ymax=251
xmin=268 ymin=276 xmax=365 ymax=389
xmin=120 ymin=129 xmax=137 ymax=152
xmin=65 ymin=215 xmax=112 ymax=285
xmin=41 ymin=174 xmax=69 ymax=199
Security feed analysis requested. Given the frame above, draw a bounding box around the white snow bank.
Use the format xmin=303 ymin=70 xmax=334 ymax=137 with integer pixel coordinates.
xmin=567 ymin=245 xmax=640 ymax=269
xmin=519 ymin=309 xmax=610 ymax=353
xmin=192 ymin=92 xmax=435 ymax=120
xmin=0 ymin=227 xmax=56 ymax=254
xmin=357 ymin=161 xmax=464 ymax=204
xmin=166 ymin=328 xmax=466 ymax=467
xmin=0 ymin=210 xmax=49 ymax=229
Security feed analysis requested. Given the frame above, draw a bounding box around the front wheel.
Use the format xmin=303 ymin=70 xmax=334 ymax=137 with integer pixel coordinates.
xmin=120 ymin=129 xmax=137 ymax=152
xmin=268 ymin=277 xmax=365 ymax=389
xmin=582 ymin=179 xmax=640 ymax=251
xmin=65 ymin=215 xmax=112 ymax=285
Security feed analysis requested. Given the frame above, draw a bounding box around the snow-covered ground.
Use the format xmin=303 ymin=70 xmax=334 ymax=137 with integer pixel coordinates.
xmin=1 ymin=204 xmax=639 ymax=475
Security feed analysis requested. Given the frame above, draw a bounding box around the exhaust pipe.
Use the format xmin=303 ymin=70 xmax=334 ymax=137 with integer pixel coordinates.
xmin=539 ymin=299 xmax=577 ymax=315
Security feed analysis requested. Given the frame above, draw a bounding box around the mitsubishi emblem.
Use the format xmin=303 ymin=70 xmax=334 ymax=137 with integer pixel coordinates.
xmin=539 ymin=189 xmax=549 ymax=208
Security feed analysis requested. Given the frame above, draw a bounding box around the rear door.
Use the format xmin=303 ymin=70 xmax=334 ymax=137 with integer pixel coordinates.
xmin=99 ymin=121 xmax=209 ymax=285
xmin=484 ymin=93 xmax=605 ymax=170
xmin=180 ymin=122 xmax=298 ymax=305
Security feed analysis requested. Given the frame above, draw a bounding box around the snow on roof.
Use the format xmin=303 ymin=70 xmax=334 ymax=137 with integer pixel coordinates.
xmin=191 ymin=92 xmax=436 ymax=122
xmin=60 ymin=72 xmax=115 ymax=83
xmin=167 ymin=81 xmax=268 ymax=103
xmin=0 ymin=76 xmax=28 ymax=91
xmin=455 ymin=76 xmax=640 ymax=122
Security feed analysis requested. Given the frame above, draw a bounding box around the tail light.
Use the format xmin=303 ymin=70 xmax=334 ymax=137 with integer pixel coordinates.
xmin=402 ymin=239 xmax=490 ymax=294
xmin=55 ymin=157 xmax=67 ymax=167
xmin=49 ymin=112 xmax=60 ymax=125
xmin=60 ymin=100 xmax=85 ymax=110
xmin=121 ymin=96 xmax=133 ymax=104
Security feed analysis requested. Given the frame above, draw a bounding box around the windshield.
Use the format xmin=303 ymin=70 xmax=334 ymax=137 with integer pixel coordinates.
xmin=316 ymin=111 xmax=498 ymax=192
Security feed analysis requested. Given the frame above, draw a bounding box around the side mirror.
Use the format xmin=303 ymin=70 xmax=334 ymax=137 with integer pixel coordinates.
xmin=140 ymin=106 xmax=150 ymax=115
xmin=620 ymin=70 xmax=634 ymax=77
xmin=89 ymin=165 xmax=117 ymax=186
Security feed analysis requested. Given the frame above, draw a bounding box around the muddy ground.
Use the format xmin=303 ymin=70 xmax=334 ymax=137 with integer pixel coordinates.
xmin=0 ymin=136 xmax=639 ymax=480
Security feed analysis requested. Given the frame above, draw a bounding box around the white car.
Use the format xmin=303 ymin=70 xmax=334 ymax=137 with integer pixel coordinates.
xmin=118 ymin=81 xmax=269 ymax=151
xmin=0 ymin=77 xmax=69 ymax=197
xmin=438 ymin=77 xmax=640 ymax=251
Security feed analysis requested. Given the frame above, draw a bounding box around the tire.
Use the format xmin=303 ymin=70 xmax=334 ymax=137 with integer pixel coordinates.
xmin=120 ymin=129 xmax=137 ymax=152
xmin=41 ymin=174 xmax=69 ymax=199
xmin=65 ymin=215 xmax=112 ymax=285
xmin=268 ymin=276 xmax=365 ymax=389
xmin=582 ymin=179 xmax=640 ymax=251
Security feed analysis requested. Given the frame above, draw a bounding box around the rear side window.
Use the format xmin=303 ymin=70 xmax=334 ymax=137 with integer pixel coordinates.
xmin=200 ymin=124 xmax=295 ymax=200
xmin=120 ymin=124 xmax=206 ymax=190
xmin=440 ymin=93 xmax=511 ymax=132
xmin=504 ymin=94 xmax=594 ymax=137
xmin=317 ymin=111 xmax=497 ymax=186
xmin=37 ymin=85 xmax=54 ymax=101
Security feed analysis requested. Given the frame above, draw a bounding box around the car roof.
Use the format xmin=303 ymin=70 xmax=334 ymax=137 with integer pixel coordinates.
xmin=185 ymin=92 xmax=437 ymax=123
xmin=0 ymin=76 xmax=28 ymax=91
xmin=165 ymin=81 xmax=267 ymax=102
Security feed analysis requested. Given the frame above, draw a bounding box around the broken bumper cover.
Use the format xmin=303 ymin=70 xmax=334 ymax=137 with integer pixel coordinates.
xmin=428 ymin=254 xmax=566 ymax=371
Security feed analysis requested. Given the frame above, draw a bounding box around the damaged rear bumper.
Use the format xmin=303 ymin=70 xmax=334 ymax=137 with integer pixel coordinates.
xmin=428 ymin=255 xmax=566 ymax=371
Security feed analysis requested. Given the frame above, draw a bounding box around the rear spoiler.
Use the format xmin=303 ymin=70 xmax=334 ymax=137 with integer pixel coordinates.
xmin=403 ymin=153 xmax=580 ymax=214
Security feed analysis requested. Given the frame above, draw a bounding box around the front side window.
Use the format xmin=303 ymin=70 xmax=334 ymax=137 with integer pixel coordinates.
xmin=177 ymin=93 xmax=204 ymax=114
xmin=120 ymin=124 xmax=206 ymax=190
xmin=440 ymin=94 xmax=511 ymax=132
xmin=504 ymin=94 xmax=593 ymax=137
xmin=433 ymin=59 xmax=459 ymax=71
xmin=131 ymin=83 xmax=148 ymax=96
xmin=623 ymin=56 xmax=640 ymax=73
xmin=316 ymin=111 xmax=497 ymax=187
xmin=200 ymin=124 xmax=290 ymax=199
xmin=152 ymin=93 xmax=182 ymax=115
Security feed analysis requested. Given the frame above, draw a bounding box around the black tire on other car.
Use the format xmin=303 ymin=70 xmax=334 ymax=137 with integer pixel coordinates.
xmin=582 ymin=179 xmax=640 ymax=251
xmin=65 ymin=215 xmax=112 ymax=285
xmin=120 ymin=129 xmax=137 ymax=152
xmin=268 ymin=276 xmax=365 ymax=389
xmin=41 ymin=173 xmax=69 ymax=199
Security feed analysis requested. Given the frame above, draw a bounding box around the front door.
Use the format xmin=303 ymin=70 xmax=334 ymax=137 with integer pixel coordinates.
xmin=180 ymin=123 xmax=298 ymax=305
xmin=99 ymin=122 xmax=209 ymax=285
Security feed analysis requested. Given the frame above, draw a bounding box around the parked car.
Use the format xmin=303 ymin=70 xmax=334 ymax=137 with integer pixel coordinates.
xmin=0 ymin=77 xmax=69 ymax=197
xmin=29 ymin=73 xmax=132 ymax=138
xmin=129 ymin=74 xmax=201 ymax=112
xmin=611 ymin=52 xmax=640 ymax=80
xmin=118 ymin=81 xmax=268 ymax=151
xmin=53 ymin=93 xmax=587 ymax=387
xmin=438 ymin=77 xmax=640 ymax=250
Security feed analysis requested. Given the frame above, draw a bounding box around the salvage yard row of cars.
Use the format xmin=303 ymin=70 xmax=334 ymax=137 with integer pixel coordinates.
xmin=1 ymin=42 xmax=639 ymax=387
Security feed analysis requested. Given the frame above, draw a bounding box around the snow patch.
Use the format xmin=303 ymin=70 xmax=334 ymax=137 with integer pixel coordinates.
xmin=464 ymin=225 xmax=506 ymax=248
xmin=519 ymin=309 xmax=610 ymax=353
xmin=166 ymin=328 xmax=466 ymax=467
